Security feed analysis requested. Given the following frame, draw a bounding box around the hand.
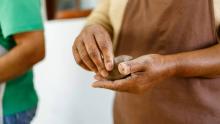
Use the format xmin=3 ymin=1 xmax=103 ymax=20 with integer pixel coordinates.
xmin=92 ymin=54 xmax=176 ymax=94
xmin=72 ymin=24 xmax=114 ymax=77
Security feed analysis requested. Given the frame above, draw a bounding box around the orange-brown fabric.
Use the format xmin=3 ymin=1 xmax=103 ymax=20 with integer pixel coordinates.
xmin=114 ymin=0 xmax=220 ymax=124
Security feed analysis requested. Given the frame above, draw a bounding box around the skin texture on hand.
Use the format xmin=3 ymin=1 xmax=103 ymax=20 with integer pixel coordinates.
xmin=93 ymin=54 xmax=176 ymax=93
xmin=72 ymin=24 xmax=114 ymax=77
xmin=93 ymin=44 xmax=220 ymax=94
xmin=0 ymin=31 xmax=45 ymax=82
xmin=170 ymin=44 xmax=220 ymax=78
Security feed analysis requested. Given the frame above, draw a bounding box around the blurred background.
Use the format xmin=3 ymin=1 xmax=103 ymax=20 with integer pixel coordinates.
xmin=31 ymin=0 xmax=115 ymax=124
xmin=45 ymin=0 xmax=97 ymax=20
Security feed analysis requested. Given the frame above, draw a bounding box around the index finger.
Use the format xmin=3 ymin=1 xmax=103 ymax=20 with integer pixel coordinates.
xmin=82 ymin=33 xmax=109 ymax=77
xmin=94 ymin=31 xmax=114 ymax=71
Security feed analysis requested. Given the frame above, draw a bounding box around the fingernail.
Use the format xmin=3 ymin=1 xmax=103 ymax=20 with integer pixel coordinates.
xmin=106 ymin=62 xmax=113 ymax=71
xmin=118 ymin=63 xmax=130 ymax=75
xmin=101 ymin=71 xmax=109 ymax=77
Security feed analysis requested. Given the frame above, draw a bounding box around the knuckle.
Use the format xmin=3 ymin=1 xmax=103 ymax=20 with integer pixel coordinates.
xmin=89 ymin=63 xmax=96 ymax=69
xmin=98 ymin=64 xmax=105 ymax=70
xmin=72 ymin=44 xmax=75 ymax=50
xmin=72 ymin=46 xmax=76 ymax=53
xmin=90 ymin=66 xmax=97 ymax=71
xmin=75 ymin=36 xmax=81 ymax=41
xmin=89 ymin=51 xmax=98 ymax=59
xmin=84 ymin=28 xmax=94 ymax=36
xmin=73 ymin=40 xmax=78 ymax=47
xmin=81 ymin=54 xmax=89 ymax=61
xmin=93 ymin=25 xmax=101 ymax=32
xmin=79 ymin=50 xmax=88 ymax=59
xmin=81 ymin=34 xmax=87 ymax=42
xmin=129 ymin=65 xmax=135 ymax=72
xmin=90 ymin=24 xmax=107 ymax=34
xmin=75 ymin=58 xmax=83 ymax=65
xmin=82 ymin=27 xmax=90 ymax=34
xmin=74 ymin=39 xmax=82 ymax=47
xmin=73 ymin=43 xmax=79 ymax=50
xmin=75 ymin=36 xmax=82 ymax=44
xmin=99 ymin=43 xmax=109 ymax=51
xmin=81 ymin=33 xmax=91 ymax=41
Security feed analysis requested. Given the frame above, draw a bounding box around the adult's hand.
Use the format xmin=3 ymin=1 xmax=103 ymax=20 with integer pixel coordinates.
xmin=72 ymin=24 xmax=114 ymax=77
xmin=92 ymin=54 xmax=176 ymax=93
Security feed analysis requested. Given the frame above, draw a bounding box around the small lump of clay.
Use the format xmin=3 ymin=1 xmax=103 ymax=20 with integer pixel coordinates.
xmin=107 ymin=55 xmax=133 ymax=80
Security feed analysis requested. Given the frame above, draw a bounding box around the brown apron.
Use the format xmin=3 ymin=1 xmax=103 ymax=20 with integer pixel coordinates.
xmin=114 ymin=0 xmax=220 ymax=124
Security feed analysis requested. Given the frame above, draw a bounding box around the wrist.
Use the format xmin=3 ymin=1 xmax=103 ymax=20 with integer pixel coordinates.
xmin=162 ymin=54 xmax=178 ymax=78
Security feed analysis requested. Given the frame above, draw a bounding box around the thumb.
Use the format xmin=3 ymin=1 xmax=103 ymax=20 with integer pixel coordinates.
xmin=118 ymin=58 xmax=144 ymax=75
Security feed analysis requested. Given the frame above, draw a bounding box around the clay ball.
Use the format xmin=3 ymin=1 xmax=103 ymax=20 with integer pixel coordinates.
xmin=106 ymin=55 xmax=133 ymax=80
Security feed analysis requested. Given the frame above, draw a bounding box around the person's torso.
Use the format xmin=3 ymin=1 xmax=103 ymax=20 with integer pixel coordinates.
xmin=113 ymin=0 xmax=220 ymax=124
xmin=116 ymin=0 xmax=217 ymax=56
xmin=106 ymin=0 xmax=220 ymax=50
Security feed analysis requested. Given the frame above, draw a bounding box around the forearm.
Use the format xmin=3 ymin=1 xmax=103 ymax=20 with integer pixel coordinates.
xmin=165 ymin=44 xmax=220 ymax=78
xmin=0 ymin=31 xmax=45 ymax=82
xmin=0 ymin=43 xmax=42 ymax=82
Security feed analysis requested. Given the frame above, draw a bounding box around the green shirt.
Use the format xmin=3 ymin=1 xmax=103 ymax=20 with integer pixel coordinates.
xmin=0 ymin=0 xmax=43 ymax=115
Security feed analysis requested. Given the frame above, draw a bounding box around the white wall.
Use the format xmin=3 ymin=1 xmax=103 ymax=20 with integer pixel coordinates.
xmin=32 ymin=19 xmax=114 ymax=124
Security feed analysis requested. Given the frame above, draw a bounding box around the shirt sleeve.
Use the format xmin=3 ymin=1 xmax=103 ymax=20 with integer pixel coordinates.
xmin=86 ymin=0 xmax=113 ymax=34
xmin=0 ymin=0 xmax=44 ymax=38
